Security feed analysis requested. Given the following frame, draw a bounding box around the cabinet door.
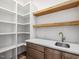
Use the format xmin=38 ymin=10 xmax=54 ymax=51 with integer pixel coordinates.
xmin=27 ymin=47 xmax=44 ymax=59
xmin=62 ymin=52 xmax=79 ymax=59
xmin=45 ymin=48 xmax=61 ymax=59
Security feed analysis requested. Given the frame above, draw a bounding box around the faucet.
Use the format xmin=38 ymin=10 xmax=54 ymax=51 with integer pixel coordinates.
xmin=59 ymin=32 xmax=65 ymax=42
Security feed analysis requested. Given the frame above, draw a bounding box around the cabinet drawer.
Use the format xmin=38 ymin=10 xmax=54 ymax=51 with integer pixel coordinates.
xmin=27 ymin=43 xmax=44 ymax=52
xmin=27 ymin=47 xmax=44 ymax=59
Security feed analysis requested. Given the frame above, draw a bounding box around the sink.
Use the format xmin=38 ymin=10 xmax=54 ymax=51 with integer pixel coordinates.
xmin=55 ymin=42 xmax=70 ymax=48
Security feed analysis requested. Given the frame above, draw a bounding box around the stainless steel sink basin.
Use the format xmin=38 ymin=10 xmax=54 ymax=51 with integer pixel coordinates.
xmin=55 ymin=42 xmax=70 ymax=48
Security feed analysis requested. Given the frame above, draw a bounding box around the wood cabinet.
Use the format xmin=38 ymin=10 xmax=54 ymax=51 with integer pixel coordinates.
xmin=26 ymin=42 xmax=79 ymax=59
xmin=27 ymin=43 xmax=44 ymax=59
xmin=62 ymin=53 xmax=79 ymax=59
xmin=45 ymin=48 xmax=61 ymax=59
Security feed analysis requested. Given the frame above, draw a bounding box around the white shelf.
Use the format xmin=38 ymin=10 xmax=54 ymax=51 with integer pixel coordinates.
xmin=0 ymin=20 xmax=16 ymax=24
xmin=0 ymin=7 xmax=16 ymax=15
xmin=0 ymin=32 xmax=16 ymax=35
xmin=0 ymin=6 xmax=25 ymax=17
xmin=23 ymin=12 xmax=30 ymax=16
xmin=22 ymin=2 xmax=31 ymax=7
xmin=17 ymin=3 xmax=30 ymax=16
xmin=23 ymin=43 xmax=26 ymax=46
xmin=17 ymin=23 xmax=30 ymax=25
xmin=0 ymin=43 xmax=27 ymax=53
xmin=17 ymin=43 xmax=26 ymax=47
xmin=16 ymin=1 xmax=31 ymax=7
xmin=17 ymin=32 xmax=30 ymax=34
xmin=0 ymin=45 xmax=16 ymax=53
xmin=18 ymin=14 xmax=24 ymax=16
xmin=18 ymin=12 xmax=30 ymax=16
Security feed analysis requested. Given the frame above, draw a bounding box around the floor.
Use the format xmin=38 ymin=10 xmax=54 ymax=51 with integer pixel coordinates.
xmin=19 ymin=55 xmax=26 ymax=59
xmin=18 ymin=52 xmax=27 ymax=59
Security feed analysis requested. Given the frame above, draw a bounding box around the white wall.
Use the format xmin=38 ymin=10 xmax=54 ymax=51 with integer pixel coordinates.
xmin=32 ymin=0 xmax=79 ymax=44
xmin=32 ymin=0 xmax=69 ymax=10
xmin=36 ymin=7 xmax=79 ymax=24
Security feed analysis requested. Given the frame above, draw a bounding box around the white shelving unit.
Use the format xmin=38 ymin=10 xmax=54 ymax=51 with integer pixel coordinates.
xmin=0 ymin=0 xmax=30 ymax=59
xmin=17 ymin=3 xmax=30 ymax=57
xmin=0 ymin=0 xmax=17 ymax=58
xmin=0 ymin=49 xmax=16 ymax=59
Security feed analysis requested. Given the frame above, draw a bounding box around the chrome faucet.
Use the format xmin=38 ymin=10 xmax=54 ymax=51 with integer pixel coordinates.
xmin=59 ymin=32 xmax=65 ymax=42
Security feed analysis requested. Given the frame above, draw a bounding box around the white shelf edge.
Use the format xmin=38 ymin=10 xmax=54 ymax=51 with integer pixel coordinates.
xmin=17 ymin=23 xmax=30 ymax=25
xmin=17 ymin=13 xmax=24 ymax=16
xmin=0 ymin=20 xmax=16 ymax=24
xmin=16 ymin=1 xmax=31 ymax=7
xmin=0 ymin=33 xmax=16 ymax=35
xmin=0 ymin=4 xmax=30 ymax=18
xmin=0 ymin=7 xmax=29 ymax=17
xmin=0 ymin=45 xmax=16 ymax=53
xmin=23 ymin=1 xmax=31 ymax=7
xmin=18 ymin=12 xmax=30 ymax=16
xmin=17 ymin=32 xmax=30 ymax=34
xmin=23 ymin=12 xmax=30 ymax=16
xmin=0 ymin=7 xmax=16 ymax=14
xmin=17 ymin=13 xmax=25 ymax=16
xmin=23 ymin=43 xmax=26 ymax=46
xmin=0 ymin=43 xmax=27 ymax=53
xmin=17 ymin=43 xmax=26 ymax=47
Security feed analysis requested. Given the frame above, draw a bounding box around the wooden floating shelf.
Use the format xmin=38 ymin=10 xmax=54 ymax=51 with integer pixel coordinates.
xmin=33 ymin=0 xmax=79 ymax=16
xmin=33 ymin=21 xmax=79 ymax=28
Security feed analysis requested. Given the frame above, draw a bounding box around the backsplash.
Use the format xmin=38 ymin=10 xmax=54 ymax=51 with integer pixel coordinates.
xmin=35 ymin=26 xmax=79 ymax=44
